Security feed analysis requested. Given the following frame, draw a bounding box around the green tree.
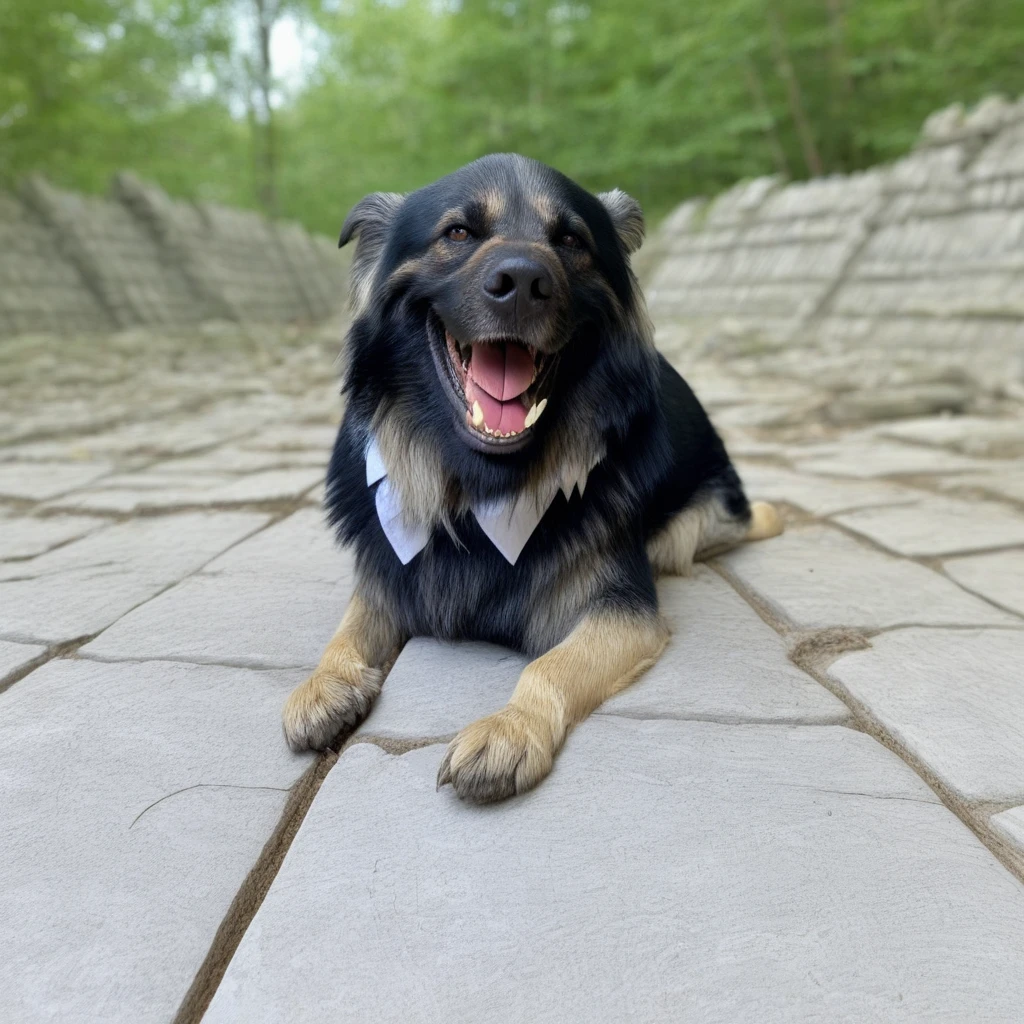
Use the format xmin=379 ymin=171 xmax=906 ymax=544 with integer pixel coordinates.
xmin=3 ymin=0 xmax=1024 ymax=235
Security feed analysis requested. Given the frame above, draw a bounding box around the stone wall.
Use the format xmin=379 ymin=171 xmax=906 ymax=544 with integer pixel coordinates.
xmin=646 ymin=95 xmax=1024 ymax=390
xmin=0 ymin=174 xmax=346 ymax=338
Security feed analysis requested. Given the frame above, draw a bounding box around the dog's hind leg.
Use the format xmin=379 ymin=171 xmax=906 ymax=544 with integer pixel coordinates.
xmin=282 ymin=590 xmax=405 ymax=752
xmin=437 ymin=609 xmax=669 ymax=803
xmin=647 ymin=492 xmax=783 ymax=577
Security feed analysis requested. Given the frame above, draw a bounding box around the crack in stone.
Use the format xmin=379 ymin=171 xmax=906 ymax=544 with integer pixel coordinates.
xmin=0 ymin=632 xmax=101 ymax=694
xmin=77 ymin=652 xmax=311 ymax=672
xmin=344 ymin=734 xmax=455 ymax=756
xmin=595 ymin=709 xmax=852 ymax=727
xmin=171 ymin=753 xmax=336 ymax=1024
xmin=773 ymin=782 xmax=940 ymax=805
xmin=0 ymin=559 xmax=122 ymax=583
xmin=129 ymin=783 xmax=292 ymax=829
xmin=710 ymin=550 xmax=1024 ymax=885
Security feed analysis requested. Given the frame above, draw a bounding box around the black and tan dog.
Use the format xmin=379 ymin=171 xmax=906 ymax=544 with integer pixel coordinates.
xmin=283 ymin=154 xmax=781 ymax=801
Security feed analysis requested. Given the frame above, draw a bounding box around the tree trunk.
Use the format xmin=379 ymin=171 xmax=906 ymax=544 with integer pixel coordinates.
xmin=253 ymin=0 xmax=278 ymax=217
xmin=825 ymin=0 xmax=853 ymax=99
xmin=825 ymin=0 xmax=855 ymax=165
xmin=743 ymin=56 xmax=791 ymax=178
xmin=765 ymin=2 xmax=823 ymax=177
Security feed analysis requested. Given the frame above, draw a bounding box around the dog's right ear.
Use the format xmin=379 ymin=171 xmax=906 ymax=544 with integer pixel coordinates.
xmin=339 ymin=191 xmax=404 ymax=249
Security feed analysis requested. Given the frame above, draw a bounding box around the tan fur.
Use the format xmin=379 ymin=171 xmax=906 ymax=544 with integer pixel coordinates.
xmin=455 ymin=234 xmax=507 ymax=270
xmin=383 ymin=254 xmax=431 ymax=291
xmin=373 ymin=402 xmax=606 ymax=542
xmin=481 ymin=188 xmax=507 ymax=222
xmin=373 ymin=407 xmax=465 ymax=532
xmin=597 ymin=188 xmax=645 ymax=254
xmin=437 ymin=610 xmax=668 ymax=802
xmin=282 ymin=591 xmax=405 ymax=752
xmin=647 ymin=496 xmax=783 ymax=576
xmin=529 ymin=191 xmax=558 ymax=225
xmin=746 ymin=500 xmax=784 ymax=541
xmin=346 ymin=191 xmax=405 ymax=317
xmin=646 ymin=494 xmax=745 ymax=576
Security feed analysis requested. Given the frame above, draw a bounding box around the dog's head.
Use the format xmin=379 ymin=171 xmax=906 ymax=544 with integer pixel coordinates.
xmin=340 ymin=154 xmax=654 ymax=478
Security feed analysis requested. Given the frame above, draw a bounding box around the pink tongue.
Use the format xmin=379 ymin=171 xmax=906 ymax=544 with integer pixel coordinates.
xmin=466 ymin=380 xmax=528 ymax=434
xmin=469 ymin=343 xmax=535 ymax=401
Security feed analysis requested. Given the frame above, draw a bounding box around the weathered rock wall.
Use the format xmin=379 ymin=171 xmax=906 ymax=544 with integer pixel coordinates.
xmin=647 ymin=96 xmax=1024 ymax=389
xmin=0 ymin=174 xmax=346 ymax=338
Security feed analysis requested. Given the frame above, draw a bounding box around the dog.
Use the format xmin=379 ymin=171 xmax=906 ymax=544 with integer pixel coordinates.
xmin=282 ymin=153 xmax=782 ymax=802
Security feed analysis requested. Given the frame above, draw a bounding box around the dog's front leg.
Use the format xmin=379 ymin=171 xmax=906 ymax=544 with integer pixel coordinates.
xmin=283 ymin=589 xmax=405 ymax=752
xmin=438 ymin=609 xmax=669 ymax=803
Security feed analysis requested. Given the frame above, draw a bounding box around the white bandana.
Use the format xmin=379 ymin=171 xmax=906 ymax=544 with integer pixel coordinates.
xmin=365 ymin=435 xmax=600 ymax=566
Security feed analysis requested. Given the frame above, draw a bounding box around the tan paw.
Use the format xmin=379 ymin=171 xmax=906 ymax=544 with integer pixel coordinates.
xmin=437 ymin=707 xmax=554 ymax=803
xmin=746 ymin=500 xmax=784 ymax=542
xmin=282 ymin=662 xmax=382 ymax=752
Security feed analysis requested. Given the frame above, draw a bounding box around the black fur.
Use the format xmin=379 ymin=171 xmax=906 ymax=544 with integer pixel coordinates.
xmin=325 ymin=154 xmax=748 ymax=655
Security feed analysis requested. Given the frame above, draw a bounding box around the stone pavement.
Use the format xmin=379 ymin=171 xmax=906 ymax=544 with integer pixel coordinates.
xmin=2 ymin=299 xmax=1024 ymax=1023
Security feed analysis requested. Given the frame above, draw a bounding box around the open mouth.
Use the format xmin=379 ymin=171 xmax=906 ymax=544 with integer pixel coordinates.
xmin=429 ymin=314 xmax=554 ymax=451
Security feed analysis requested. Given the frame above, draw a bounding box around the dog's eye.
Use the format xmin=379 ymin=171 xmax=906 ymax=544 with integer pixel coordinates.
xmin=446 ymin=225 xmax=470 ymax=242
xmin=560 ymin=233 xmax=580 ymax=248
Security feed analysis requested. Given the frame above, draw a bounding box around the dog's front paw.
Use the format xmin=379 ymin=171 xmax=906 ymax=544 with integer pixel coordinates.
xmin=282 ymin=662 xmax=382 ymax=752
xmin=437 ymin=707 xmax=554 ymax=803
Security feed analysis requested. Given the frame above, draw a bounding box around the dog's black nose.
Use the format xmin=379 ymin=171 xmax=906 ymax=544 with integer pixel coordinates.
xmin=483 ymin=257 xmax=553 ymax=318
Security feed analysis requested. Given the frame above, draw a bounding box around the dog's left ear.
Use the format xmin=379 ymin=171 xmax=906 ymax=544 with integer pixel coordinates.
xmin=597 ymin=188 xmax=645 ymax=255
xmin=339 ymin=191 xmax=405 ymax=249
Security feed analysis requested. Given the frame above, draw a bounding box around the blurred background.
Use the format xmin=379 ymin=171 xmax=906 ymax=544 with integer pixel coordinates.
xmin=4 ymin=0 xmax=1024 ymax=234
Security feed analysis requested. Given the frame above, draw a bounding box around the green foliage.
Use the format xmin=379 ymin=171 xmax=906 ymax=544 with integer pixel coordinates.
xmin=3 ymin=0 xmax=1024 ymax=234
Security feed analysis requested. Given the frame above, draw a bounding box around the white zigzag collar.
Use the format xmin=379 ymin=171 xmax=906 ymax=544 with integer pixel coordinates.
xmin=365 ymin=434 xmax=601 ymax=566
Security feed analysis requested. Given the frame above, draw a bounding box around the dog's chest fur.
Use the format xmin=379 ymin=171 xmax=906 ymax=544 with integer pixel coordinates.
xmin=354 ymin=468 xmax=638 ymax=656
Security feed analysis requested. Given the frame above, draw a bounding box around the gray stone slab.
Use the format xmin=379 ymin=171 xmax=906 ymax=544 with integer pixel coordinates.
xmin=0 ymin=659 xmax=312 ymax=1024
xmin=50 ymin=467 xmax=324 ymax=512
xmin=828 ymin=628 xmax=1024 ymax=803
xmin=203 ymin=507 xmax=344 ymax=583
xmin=0 ymin=639 xmax=45 ymax=681
xmin=154 ymin=444 xmax=329 ymax=475
xmin=835 ymin=496 xmax=1024 ymax=557
xmin=240 ymin=423 xmax=337 ymax=451
xmin=878 ymin=416 xmax=1024 ymax=458
xmin=991 ymin=806 xmax=1024 ymax=856
xmin=47 ymin=477 xmax=234 ymax=513
xmin=608 ymin=572 xmax=849 ymax=723
xmin=719 ymin=524 xmax=1018 ymax=630
xmin=825 ymin=385 xmax=971 ymax=425
xmin=944 ymin=549 xmax=1024 ymax=616
xmin=0 ymin=512 xmax=107 ymax=559
xmin=82 ymin=570 xmax=354 ymax=669
xmin=0 ymin=512 xmax=266 ymax=643
xmin=736 ymin=463 xmax=921 ymax=516
xmin=790 ymin=439 xmax=988 ymax=479
xmin=204 ymin=467 xmax=324 ymax=503
xmin=0 ymin=460 xmax=114 ymax=500
xmin=364 ymin=637 xmax=522 ymax=739
xmin=204 ymin=720 xmax=1024 ymax=1024
xmin=363 ymin=569 xmax=848 ymax=741
xmin=939 ymin=465 xmax=1024 ymax=505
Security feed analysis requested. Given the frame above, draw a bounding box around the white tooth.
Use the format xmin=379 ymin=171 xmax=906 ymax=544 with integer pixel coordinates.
xmin=471 ymin=401 xmax=484 ymax=428
xmin=524 ymin=397 xmax=548 ymax=429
